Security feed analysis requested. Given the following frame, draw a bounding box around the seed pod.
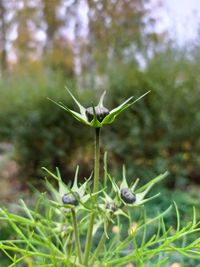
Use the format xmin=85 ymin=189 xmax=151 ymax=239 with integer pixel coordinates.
xmin=85 ymin=106 xmax=110 ymax=122
xmin=120 ymin=188 xmax=136 ymax=204
xmin=62 ymin=192 xmax=80 ymax=206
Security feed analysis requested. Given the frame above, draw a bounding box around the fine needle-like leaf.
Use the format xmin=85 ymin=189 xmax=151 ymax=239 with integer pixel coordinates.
xmin=174 ymin=201 xmax=180 ymax=232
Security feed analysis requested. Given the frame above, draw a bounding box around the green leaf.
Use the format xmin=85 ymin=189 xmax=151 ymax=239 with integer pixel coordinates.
xmin=48 ymin=98 xmax=89 ymax=125
xmin=135 ymin=171 xmax=168 ymax=194
xmin=42 ymin=167 xmax=68 ymax=197
xmin=102 ymin=91 xmax=150 ymax=125
xmin=65 ymin=87 xmax=86 ymax=116
xmin=102 ymin=96 xmax=133 ymax=125
xmin=97 ymin=91 xmax=106 ymax=107
xmin=131 ymin=178 xmax=140 ymax=192
xmin=72 ymin=165 xmax=80 ymax=192
xmin=90 ymin=104 xmax=102 ymax=128
xmin=120 ymin=165 xmax=129 ymax=189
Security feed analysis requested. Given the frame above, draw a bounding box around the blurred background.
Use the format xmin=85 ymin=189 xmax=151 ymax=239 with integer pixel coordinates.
xmin=0 ymin=0 xmax=200 ymax=213
xmin=0 ymin=0 xmax=200 ymax=266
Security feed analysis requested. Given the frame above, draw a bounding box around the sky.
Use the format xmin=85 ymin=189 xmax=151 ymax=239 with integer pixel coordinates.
xmin=160 ymin=0 xmax=200 ymax=44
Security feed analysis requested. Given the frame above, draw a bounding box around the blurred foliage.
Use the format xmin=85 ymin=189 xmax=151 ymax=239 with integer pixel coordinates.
xmin=0 ymin=67 xmax=94 ymax=182
xmin=0 ymin=0 xmax=200 ymax=187
xmin=104 ymin=47 xmax=200 ymax=187
xmin=0 ymin=46 xmax=200 ymax=187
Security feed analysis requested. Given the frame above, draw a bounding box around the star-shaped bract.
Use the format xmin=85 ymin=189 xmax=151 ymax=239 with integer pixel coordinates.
xmin=49 ymin=88 xmax=150 ymax=128
xmin=110 ymin=165 xmax=169 ymax=207
xmin=43 ymin=166 xmax=91 ymax=208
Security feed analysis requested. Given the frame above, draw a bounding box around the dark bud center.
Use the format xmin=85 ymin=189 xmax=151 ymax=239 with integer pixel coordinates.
xmin=62 ymin=191 xmax=80 ymax=206
xmin=105 ymin=202 xmax=118 ymax=212
xmin=120 ymin=188 xmax=136 ymax=204
xmin=85 ymin=106 xmax=110 ymax=122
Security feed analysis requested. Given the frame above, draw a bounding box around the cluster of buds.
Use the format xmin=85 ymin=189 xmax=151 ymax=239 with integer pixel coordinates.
xmin=45 ymin=165 xmax=168 ymax=218
xmin=48 ymin=88 xmax=168 ymax=217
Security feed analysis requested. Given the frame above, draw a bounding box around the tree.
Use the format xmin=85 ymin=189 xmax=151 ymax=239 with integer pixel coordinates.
xmin=51 ymin=0 xmax=166 ymax=87
xmin=42 ymin=0 xmax=63 ymax=52
xmin=0 ymin=0 xmax=7 ymax=72
xmin=12 ymin=0 xmax=41 ymax=65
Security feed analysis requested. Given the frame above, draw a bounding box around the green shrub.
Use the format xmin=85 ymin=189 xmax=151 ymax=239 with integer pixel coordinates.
xmin=105 ymin=48 xmax=200 ymax=186
xmin=0 ymin=47 xmax=200 ymax=187
xmin=0 ymin=70 xmax=93 ymax=181
xmin=0 ymin=90 xmax=199 ymax=267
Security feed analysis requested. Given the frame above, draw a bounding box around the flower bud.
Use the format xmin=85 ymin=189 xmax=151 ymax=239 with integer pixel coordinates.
xmin=62 ymin=192 xmax=80 ymax=206
xmin=105 ymin=202 xmax=118 ymax=212
xmin=85 ymin=106 xmax=110 ymax=122
xmin=120 ymin=188 xmax=136 ymax=204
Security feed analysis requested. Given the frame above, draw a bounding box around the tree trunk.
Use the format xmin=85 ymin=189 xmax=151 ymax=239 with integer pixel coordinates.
xmin=0 ymin=0 xmax=7 ymax=73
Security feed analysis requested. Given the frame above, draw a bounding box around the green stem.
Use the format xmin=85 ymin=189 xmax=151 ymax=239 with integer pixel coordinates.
xmin=84 ymin=128 xmax=101 ymax=265
xmin=93 ymin=127 xmax=100 ymax=194
xmin=71 ymin=209 xmax=82 ymax=264
xmin=103 ymin=151 xmax=108 ymax=188
xmin=90 ymin=233 xmax=107 ymax=265
xmin=90 ymin=220 xmax=111 ymax=266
